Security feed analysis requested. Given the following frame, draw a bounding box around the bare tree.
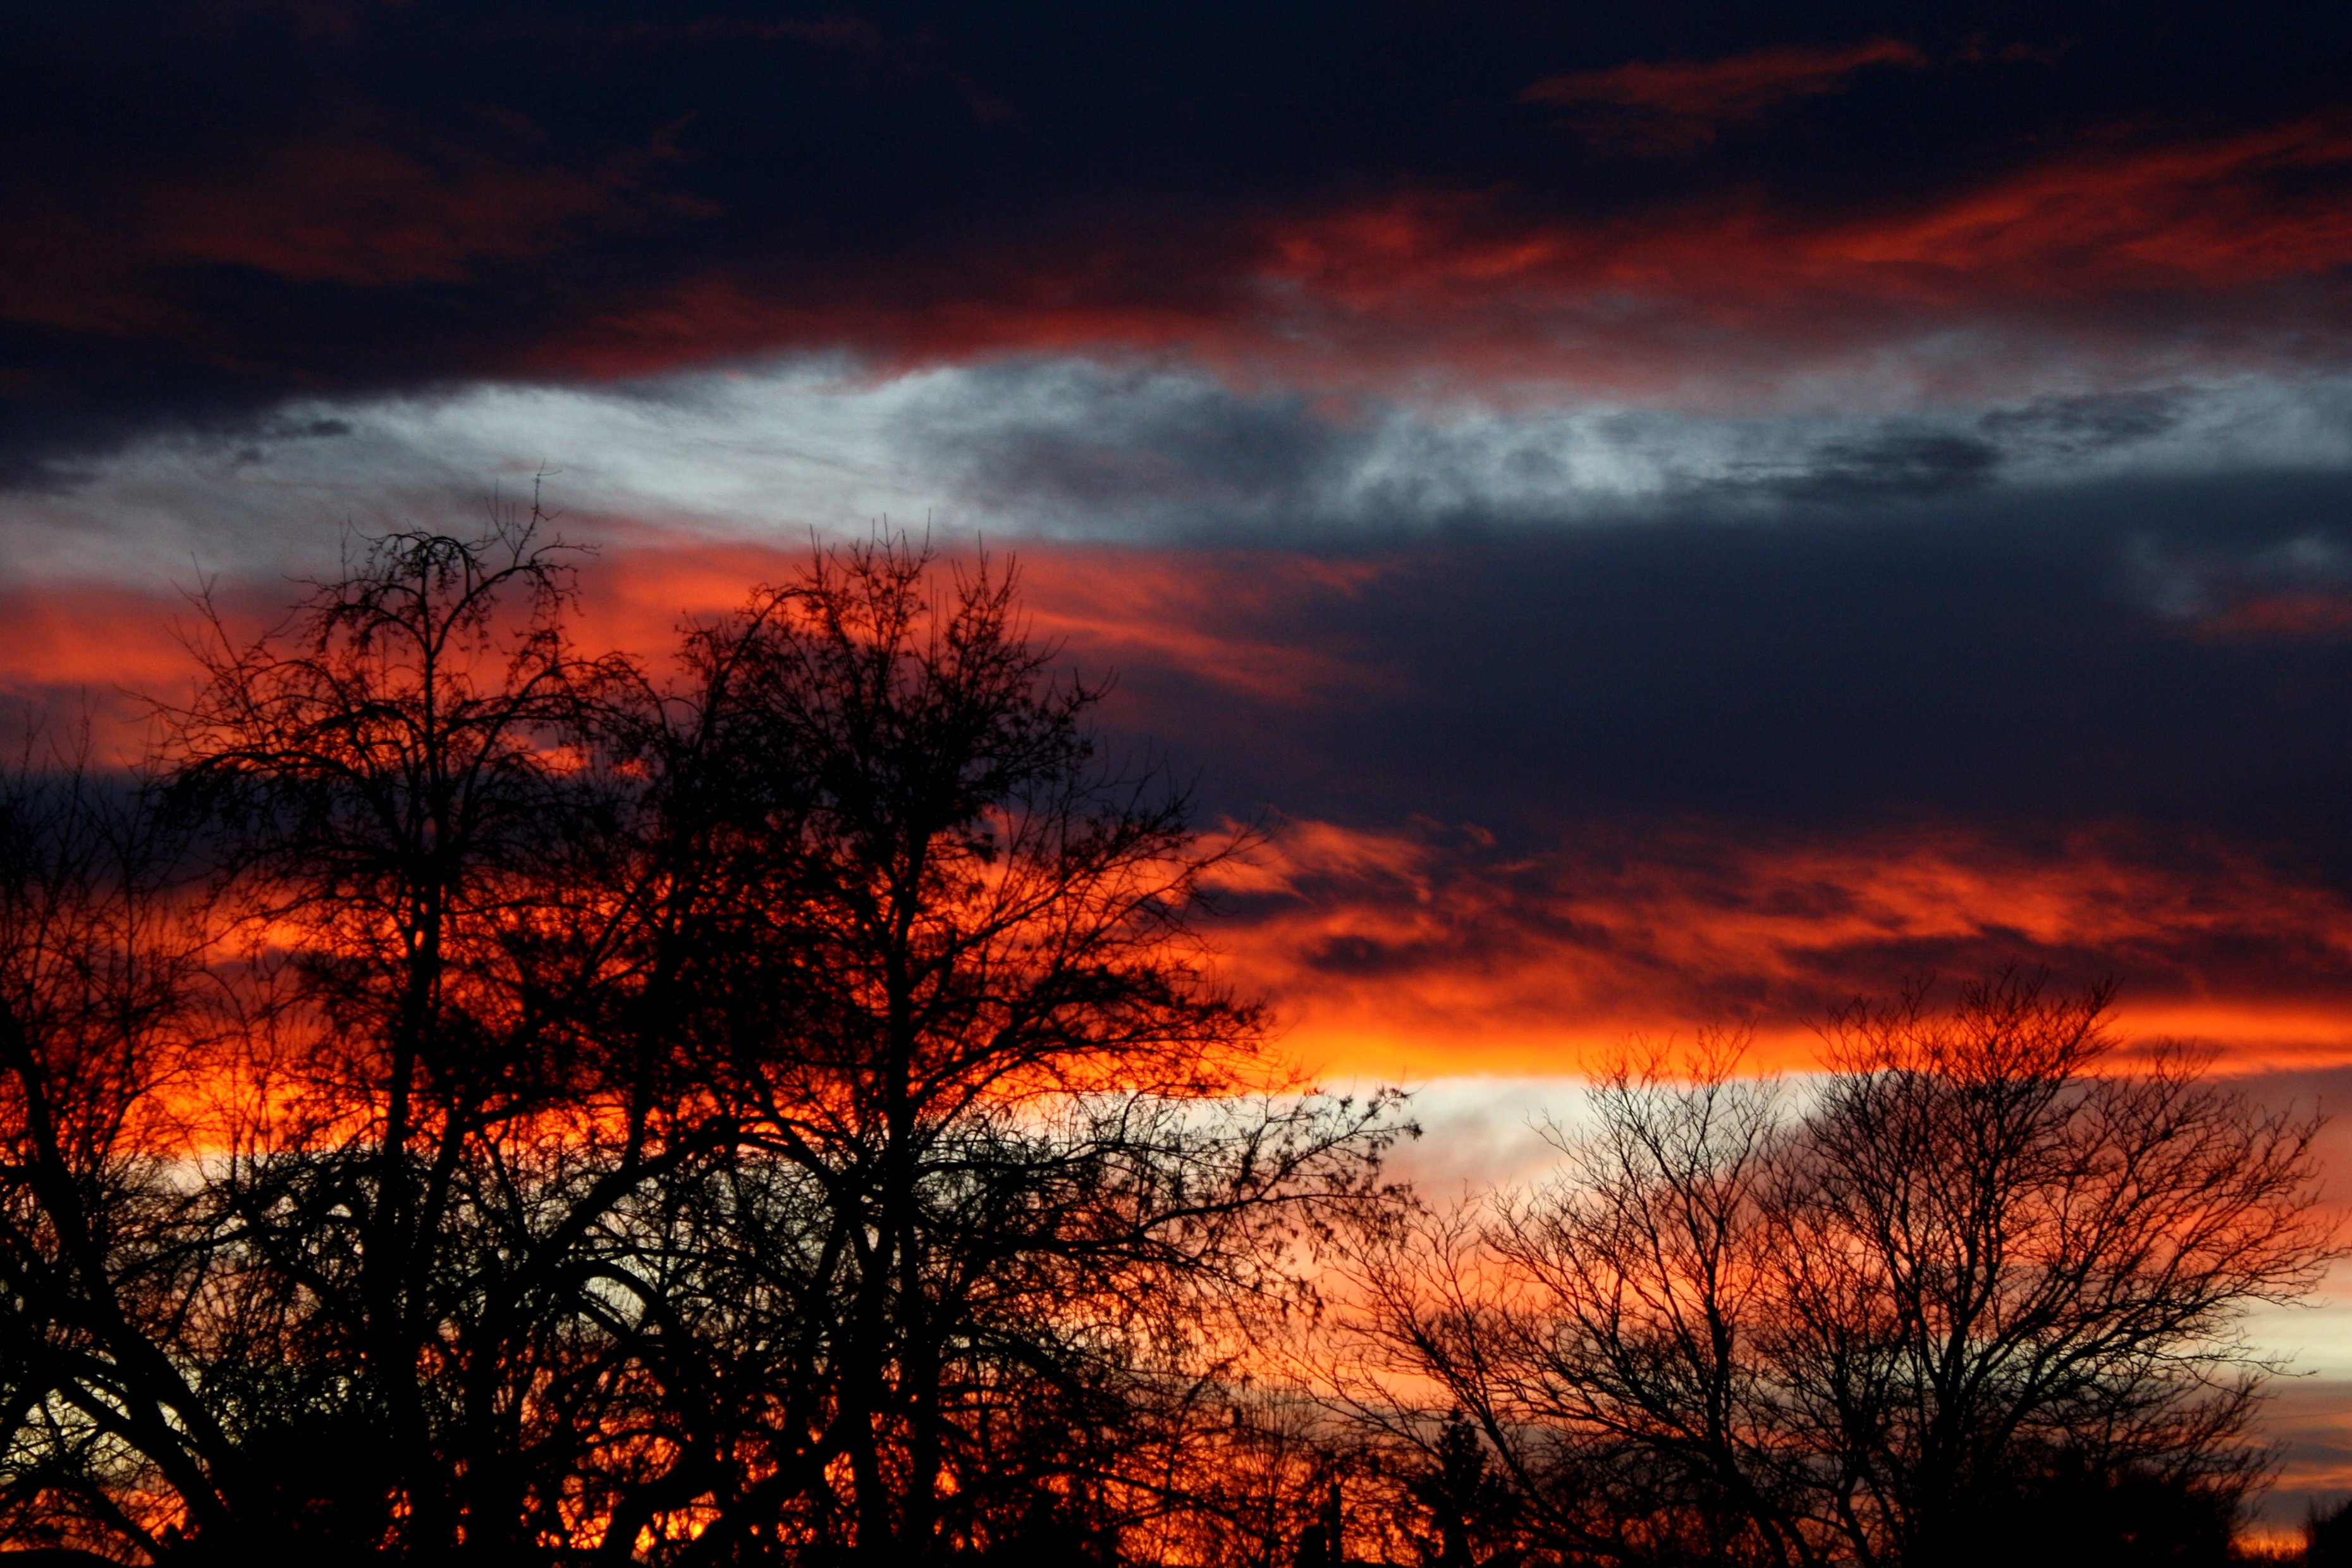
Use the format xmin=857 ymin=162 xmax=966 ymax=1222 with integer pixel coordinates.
xmin=0 ymin=738 xmax=224 ymax=1562
xmin=1772 ymin=977 xmax=2328 ymax=1568
xmin=1344 ymin=977 xmax=2337 ymax=1568
xmin=611 ymin=539 xmax=1404 ymax=1564
xmin=0 ymin=521 xmax=1404 ymax=1565
xmin=158 ymin=514 xmax=683 ymax=1557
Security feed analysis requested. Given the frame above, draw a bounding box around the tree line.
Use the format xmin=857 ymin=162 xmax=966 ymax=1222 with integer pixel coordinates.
xmin=0 ymin=521 xmax=2334 ymax=1565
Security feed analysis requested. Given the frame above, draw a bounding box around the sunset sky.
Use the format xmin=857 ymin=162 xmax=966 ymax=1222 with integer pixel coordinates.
xmin=9 ymin=0 xmax=2352 ymax=1517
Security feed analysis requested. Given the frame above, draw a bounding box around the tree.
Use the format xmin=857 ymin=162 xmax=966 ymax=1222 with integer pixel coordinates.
xmin=0 ymin=519 xmax=1405 ymax=1565
xmin=2308 ymin=1496 xmax=2352 ymax=1567
xmin=1402 ymin=1415 xmax=1521 ymax=1568
xmin=601 ymin=539 xmax=1403 ymax=1563
xmin=0 ymin=742 xmax=221 ymax=1562
xmin=1345 ymin=976 xmax=2337 ymax=1568
xmin=160 ymin=515 xmax=678 ymax=1558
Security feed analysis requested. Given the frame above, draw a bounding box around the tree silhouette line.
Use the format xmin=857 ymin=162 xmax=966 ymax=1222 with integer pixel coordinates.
xmin=0 ymin=520 xmax=2336 ymax=1565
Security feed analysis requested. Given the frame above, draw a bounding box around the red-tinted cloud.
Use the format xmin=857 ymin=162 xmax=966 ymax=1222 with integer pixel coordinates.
xmin=522 ymin=113 xmax=2352 ymax=398
xmin=1208 ymin=818 xmax=2352 ymax=1079
xmin=551 ymin=534 xmax=1400 ymax=707
xmin=1253 ymin=116 xmax=2352 ymax=395
xmin=0 ymin=539 xmax=1390 ymax=718
xmin=6 ymin=4 xmax=2350 ymax=483
xmin=10 ymin=538 xmax=2352 ymax=1084
xmin=1522 ymin=39 xmax=1927 ymax=148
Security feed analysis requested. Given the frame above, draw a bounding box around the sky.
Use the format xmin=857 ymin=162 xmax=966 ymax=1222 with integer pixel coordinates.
xmin=9 ymin=0 xmax=2352 ymax=1521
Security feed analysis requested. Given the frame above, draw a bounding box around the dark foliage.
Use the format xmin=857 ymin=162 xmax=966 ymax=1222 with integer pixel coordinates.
xmin=2310 ymin=1497 xmax=2352 ymax=1568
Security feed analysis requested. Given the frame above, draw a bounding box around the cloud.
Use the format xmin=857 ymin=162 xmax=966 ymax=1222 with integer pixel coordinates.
xmin=2249 ymin=1376 xmax=2352 ymax=1528
xmin=11 ymin=517 xmax=2352 ymax=1082
xmin=1257 ymin=116 xmax=2352 ymax=398
xmin=1208 ymin=818 xmax=2352 ymax=1079
xmin=1976 ymin=389 xmax=2187 ymax=453
xmin=12 ymin=374 xmax=2352 ymax=859
xmin=1521 ymin=39 xmax=1928 ymax=149
xmin=8 ymin=357 xmax=2349 ymax=592
xmin=2124 ymin=529 xmax=2352 ymax=642
xmin=1759 ymin=431 xmax=1999 ymax=504
xmin=4 ymin=5 xmax=2351 ymax=478
xmin=1825 ymin=116 xmax=2352 ymax=290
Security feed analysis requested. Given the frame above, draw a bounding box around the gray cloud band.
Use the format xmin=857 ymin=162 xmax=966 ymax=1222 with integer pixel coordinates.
xmin=4 ymin=355 xmax=2349 ymax=582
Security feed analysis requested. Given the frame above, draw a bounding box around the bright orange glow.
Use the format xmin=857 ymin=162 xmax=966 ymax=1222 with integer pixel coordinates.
xmin=1209 ymin=818 xmax=2352 ymax=1080
xmin=11 ymin=545 xmax=2352 ymax=1087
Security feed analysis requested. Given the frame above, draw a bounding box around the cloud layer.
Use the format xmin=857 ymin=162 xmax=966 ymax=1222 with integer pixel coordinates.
xmin=15 ymin=510 xmax=2352 ymax=1077
xmin=8 ymin=3 xmax=2352 ymax=480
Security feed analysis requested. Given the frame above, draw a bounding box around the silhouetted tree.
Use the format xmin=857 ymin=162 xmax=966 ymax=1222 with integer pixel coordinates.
xmin=159 ymin=517 xmax=683 ymax=1558
xmin=1396 ymin=1417 xmax=1519 ymax=1568
xmin=4 ymin=515 xmax=2332 ymax=1568
xmin=592 ymin=541 xmax=1402 ymax=1563
xmin=0 ymin=520 xmax=1405 ymax=1566
xmin=2309 ymin=1495 xmax=2352 ymax=1567
xmin=1344 ymin=977 xmax=2336 ymax=1568
xmin=0 ymin=743 xmax=221 ymax=1561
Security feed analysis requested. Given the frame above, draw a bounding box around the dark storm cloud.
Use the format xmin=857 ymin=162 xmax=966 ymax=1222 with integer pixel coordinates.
xmin=7 ymin=1 xmax=2352 ymax=480
xmin=1078 ymin=474 xmax=2352 ymax=865
xmin=915 ymin=372 xmax=2341 ymax=535
xmin=948 ymin=481 xmax=2352 ymax=1058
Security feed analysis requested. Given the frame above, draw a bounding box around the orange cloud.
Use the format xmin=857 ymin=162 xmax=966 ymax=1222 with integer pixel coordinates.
xmin=1000 ymin=547 xmax=1396 ymax=703
xmin=1214 ymin=819 xmax=2352 ymax=1080
xmin=12 ymin=548 xmax=2352 ymax=1091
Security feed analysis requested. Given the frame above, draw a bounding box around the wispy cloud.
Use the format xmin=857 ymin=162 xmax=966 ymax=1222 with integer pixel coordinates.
xmin=1521 ymin=39 xmax=1927 ymax=149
